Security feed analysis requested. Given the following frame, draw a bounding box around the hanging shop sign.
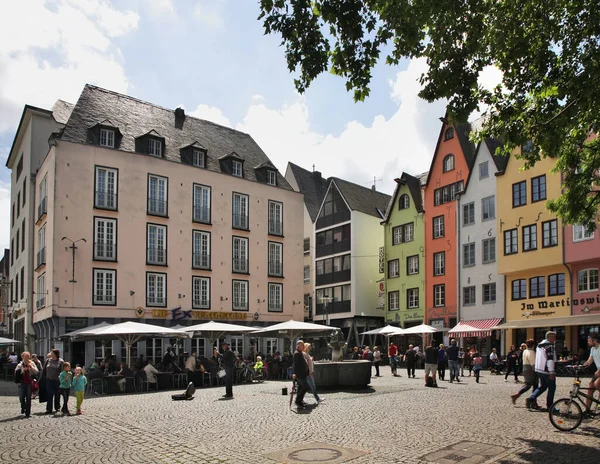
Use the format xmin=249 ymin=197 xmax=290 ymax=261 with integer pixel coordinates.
xmin=150 ymin=309 xmax=248 ymax=321
xmin=378 ymin=247 xmax=385 ymax=274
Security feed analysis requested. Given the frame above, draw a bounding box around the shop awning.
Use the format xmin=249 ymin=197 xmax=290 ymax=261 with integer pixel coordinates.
xmin=491 ymin=314 xmax=600 ymax=330
xmin=449 ymin=318 xmax=503 ymax=338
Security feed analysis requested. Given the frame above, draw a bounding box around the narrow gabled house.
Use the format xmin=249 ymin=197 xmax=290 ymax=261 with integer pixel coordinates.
xmin=424 ymin=118 xmax=476 ymax=342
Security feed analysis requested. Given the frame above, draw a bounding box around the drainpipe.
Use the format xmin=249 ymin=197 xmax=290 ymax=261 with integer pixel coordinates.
xmin=561 ymin=218 xmax=573 ymax=350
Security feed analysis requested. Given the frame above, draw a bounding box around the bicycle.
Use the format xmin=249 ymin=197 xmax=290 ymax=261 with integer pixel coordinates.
xmin=549 ymin=366 xmax=600 ymax=432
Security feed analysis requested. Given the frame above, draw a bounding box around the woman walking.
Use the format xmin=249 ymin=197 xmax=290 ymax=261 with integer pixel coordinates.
xmin=303 ymin=343 xmax=323 ymax=403
xmin=43 ymin=349 xmax=65 ymax=414
xmin=472 ymin=352 xmax=483 ymax=383
xmin=511 ymin=340 xmax=537 ymax=406
xmin=15 ymin=352 xmax=39 ymax=417
xmin=437 ymin=344 xmax=447 ymax=381
xmin=504 ymin=345 xmax=520 ymax=382
xmin=372 ymin=346 xmax=381 ymax=377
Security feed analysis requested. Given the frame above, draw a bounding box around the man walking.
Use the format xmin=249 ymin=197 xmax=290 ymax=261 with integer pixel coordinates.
xmin=221 ymin=341 xmax=235 ymax=399
xmin=447 ymin=339 xmax=460 ymax=383
xmin=424 ymin=339 xmax=438 ymax=387
xmin=292 ymin=340 xmax=310 ymax=409
xmin=528 ymin=331 xmax=557 ymax=411
xmin=404 ymin=344 xmax=416 ymax=378
xmin=388 ymin=342 xmax=399 ymax=376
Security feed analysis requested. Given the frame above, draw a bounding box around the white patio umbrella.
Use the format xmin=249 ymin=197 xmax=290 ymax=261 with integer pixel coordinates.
xmin=74 ymin=321 xmax=191 ymax=366
xmin=183 ymin=320 xmax=255 ymax=345
xmin=60 ymin=321 xmax=112 ymax=339
xmin=251 ymin=319 xmax=335 ymax=341
xmin=0 ymin=337 xmax=22 ymax=345
xmin=360 ymin=325 xmax=404 ymax=336
xmin=399 ymin=323 xmax=445 ymax=335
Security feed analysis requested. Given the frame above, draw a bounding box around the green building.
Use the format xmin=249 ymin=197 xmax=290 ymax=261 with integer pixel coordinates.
xmin=381 ymin=172 xmax=427 ymax=328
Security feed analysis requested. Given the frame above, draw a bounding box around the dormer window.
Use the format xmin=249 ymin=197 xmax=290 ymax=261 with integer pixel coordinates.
xmin=149 ymin=139 xmax=162 ymax=157
xmin=399 ymin=194 xmax=410 ymax=210
xmin=100 ymin=129 xmax=115 ymax=148
xmin=193 ymin=150 xmax=205 ymax=168
xmin=444 ymin=127 xmax=454 ymax=141
xmin=443 ymin=154 xmax=455 ymax=172
xmin=232 ymin=160 xmax=243 ymax=177
xmin=267 ymin=170 xmax=277 ymax=186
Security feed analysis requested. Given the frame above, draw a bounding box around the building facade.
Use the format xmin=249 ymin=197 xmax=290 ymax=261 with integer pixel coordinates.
xmin=452 ymin=140 xmax=506 ymax=355
xmin=23 ymin=85 xmax=304 ymax=366
xmin=381 ymin=173 xmax=426 ymax=330
xmin=496 ymin=151 xmax=572 ymax=353
xmin=424 ymin=120 xmax=475 ymax=336
xmin=1 ymin=249 xmax=9 ymax=336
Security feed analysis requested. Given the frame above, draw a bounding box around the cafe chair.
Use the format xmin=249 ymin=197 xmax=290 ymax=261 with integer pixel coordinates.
xmin=125 ymin=376 xmax=137 ymax=393
xmin=89 ymin=378 xmax=105 ymax=395
xmin=173 ymin=373 xmax=187 ymax=389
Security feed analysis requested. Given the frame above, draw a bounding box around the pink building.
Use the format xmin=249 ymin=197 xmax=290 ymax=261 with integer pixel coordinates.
xmin=26 ymin=85 xmax=304 ymax=366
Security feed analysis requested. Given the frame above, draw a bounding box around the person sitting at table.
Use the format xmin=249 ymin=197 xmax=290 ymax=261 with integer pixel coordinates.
xmin=106 ymin=355 xmax=118 ymax=374
xmin=134 ymin=354 xmax=146 ymax=371
xmin=144 ymin=361 xmax=159 ymax=390
xmin=8 ymin=352 xmax=18 ymax=363
xmin=87 ymin=364 xmax=105 ymax=381
xmin=117 ymin=362 xmax=134 ymax=393
xmin=235 ymin=355 xmax=245 ymax=369
xmin=185 ymin=352 xmax=196 ymax=371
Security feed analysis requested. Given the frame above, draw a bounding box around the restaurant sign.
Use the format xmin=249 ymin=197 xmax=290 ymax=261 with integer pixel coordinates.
xmin=378 ymin=247 xmax=385 ymax=274
xmin=151 ymin=309 xmax=248 ymax=321
xmin=65 ymin=317 xmax=88 ymax=332
xmin=520 ymin=298 xmax=569 ymax=318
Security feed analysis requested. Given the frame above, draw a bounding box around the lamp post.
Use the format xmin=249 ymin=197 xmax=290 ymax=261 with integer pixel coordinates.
xmin=62 ymin=237 xmax=87 ymax=283
xmin=320 ymin=295 xmax=334 ymax=327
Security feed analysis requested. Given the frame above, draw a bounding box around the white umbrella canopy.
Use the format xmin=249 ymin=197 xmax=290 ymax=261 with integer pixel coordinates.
xmin=360 ymin=325 xmax=404 ymax=336
xmin=399 ymin=323 xmax=445 ymax=335
xmin=0 ymin=337 xmax=22 ymax=345
xmin=183 ymin=320 xmax=255 ymax=344
xmin=59 ymin=321 xmax=112 ymax=339
xmin=74 ymin=321 xmax=191 ymax=366
xmin=252 ymin=319 xmax=335 ymax=341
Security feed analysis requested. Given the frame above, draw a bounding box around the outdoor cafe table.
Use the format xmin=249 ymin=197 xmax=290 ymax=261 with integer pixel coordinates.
xmin=103 ymin=375 xmax=124 ymax=394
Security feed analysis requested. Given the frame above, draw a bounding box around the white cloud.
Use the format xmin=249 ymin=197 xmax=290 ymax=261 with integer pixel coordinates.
xmin=236 ymin=58 xmax=445 ymax=195
xmin=0 ymin=181 xmax=10 ymax=252
xmin=251 ymin=94 xmax=264 ymax=102
xmin=194 ymin=1 xmax=224 ymax=28
xmin=144 ymin=0 xmax=175 ymax=17
xmin=0 ymin=0 xmax=139 ymax=132
xmin=189 ymin=104 xmax=232 ymax=128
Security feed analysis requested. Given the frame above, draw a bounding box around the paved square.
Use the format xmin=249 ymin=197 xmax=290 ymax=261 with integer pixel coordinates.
xmin=1 ymin=372 xmax=599 ymax=464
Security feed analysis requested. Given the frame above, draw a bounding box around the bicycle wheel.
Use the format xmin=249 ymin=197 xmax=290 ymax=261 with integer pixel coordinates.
xmin=549 ymin=398 xmax=583 ymax=432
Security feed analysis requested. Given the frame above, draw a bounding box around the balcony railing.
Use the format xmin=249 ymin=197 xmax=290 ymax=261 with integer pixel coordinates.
xmin=268 ymin=221 xmax=283 ymax=236
xmin=268 ymin=261 xmax=282 ymax=277
xmin=147 ymin=247 xmax=167 ymax=265
xmin=147 ymin=197 xmax=167 ymax=216
xmin=232 ymin=300 xmax=248 ymax=310
xmin=232 ymin=213 xmax=248 ymax=230
xmin=94 ymin=191 xmax=117 ymax=210
xmin=233 ymin=258 xmax=248 ymax=273
xmin=193 ymin=206 xmax=211 ymax=223
xmin=37 ymin=197 xmax=47 ymax=220
xmin=36 ymin=248 xmax=46 ymax=268
xmin=147 ymin=295 xmax=166 ymax=306
xmin=192 ymin=253 xmax=210 ymax=269
xmin=36 ymin=297 xmax=46 ymax=310
xmin=193 ymin=299 xmax=210 ymax=309
xmin=94 ymin=242 xmax=116 ymax=261
xmin=93 ymin=294 xmax=115 ymax=305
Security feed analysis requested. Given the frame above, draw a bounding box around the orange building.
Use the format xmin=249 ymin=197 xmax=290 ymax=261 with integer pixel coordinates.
xmin=424 ymin=119 xmax=476 ymax=334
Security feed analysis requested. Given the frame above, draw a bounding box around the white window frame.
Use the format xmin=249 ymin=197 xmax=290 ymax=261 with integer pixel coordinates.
xmin=434 ymin=284 xmax=445 ymax=307
xmin=233 ymin=193 xmax=249 ymax=229
xmin=38 ymin=225 xmax=46 ymax=254
xmin=100 ymin=128 xmax=115 ymax=148
xmin=407 ymin=255 xmax=419 ymax=275
xmin=233 ymin=237 xmax=249 ymax=273
xmin=230 ymin=337 xmax=243 ymax=355
xmin=392 ymin=226 xmax=403 ymax=245
xmin=36 ymin=273 xmax=46 ymax=309
xmin=404 ymin=223 xmax=414 ymax=242
xmin=268 ymin=283 xmax=283 ymax=312
xmin=523 ymin=224 xmax=538 ymax=251
xmin=193 ymin=150 xmax=205 ymax=168
xmin=267 ymin=170 xmax=277 ymax=186
xmin=542 ymin=220 xmax=558 ymax=248
xmin=483 ymin=283 xmax=496 ymax=303
xmin=191 ymin=338 xmax=206 ymax=358
xmin=95 ymin=167 xmax=117 ymax=210
xmin=303 ymin=265 xmax=310 ymax=283
xmin=148 ymin=174 xmax=167 ymax=216
xmin=148 ymin=138 xmax=162 ymax=157
xmin=482 ymin=238 xmax=496 ymax=263
xmin=479 ymin=161 xmax=489 ymax=179
xmin=232 ymin=160 xmax=243 ymax=177
xmin=433 ymin=216 xmax=445 ymax=238
xmin=407 ymin=288 xmax=419 ymax=309
xmin=147 ymin=224 xmax=167 ymax=265
xmin=504 ymin=229 xmax=518 ymax=255
xmin=268 ymin=200 xmax=283 ymax=236
xmin=573 ymin=224 xmax=594 ymax=242
xmin=434 ymin=252 xmax=445 ymax=276
xmin=94 ymin=269 xmax=116 ymax=305
xmin=192 ymin=230 xmax=210 ymax=269
xmin=232 ymin=280 xmax=248 ymax=310
xmin=463 ymin=202 xmax=475 ymax=226
xmin=147 ymin=272 xmax=166 ymax=307
xmin=268 ymin=242 xmax=283 ymax=276
xmin=481 ymin=196 xmax=495 ymax=220
xmin=193 ymin=184 xmax=211 ymax=223
xmin=443 ymin=155 xmax=454 ymax=172
xmin=399 ymin=194 xmax=410 ymax=209
xmin=388 ymin=259 xmax=399 ymax=278
xmin=94 ymin=218 xmax=117 ymax=261
xmin=578 ymin=269 xmax=599 ymax=293
xmin=388 ymin=291 xmax=399 ymax=311
xmin=265 ymin=338 xmax=278 ymax=356
xmin=463 ymin=242 xmax=475 ymax=267
xmin=192 ymin=276 xmax=210 ymax=309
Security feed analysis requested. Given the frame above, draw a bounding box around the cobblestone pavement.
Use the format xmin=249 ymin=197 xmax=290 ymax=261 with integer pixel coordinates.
xmin=1 ymin=371 xmax=598 ymax=464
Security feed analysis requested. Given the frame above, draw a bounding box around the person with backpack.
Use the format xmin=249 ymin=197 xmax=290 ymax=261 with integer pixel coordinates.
xmin=15 ymin=351 xmax=39 ymax=417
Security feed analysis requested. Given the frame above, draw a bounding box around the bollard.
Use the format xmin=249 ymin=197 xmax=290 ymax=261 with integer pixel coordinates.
xmin=282 ymin=387 xmax=288 ymax=395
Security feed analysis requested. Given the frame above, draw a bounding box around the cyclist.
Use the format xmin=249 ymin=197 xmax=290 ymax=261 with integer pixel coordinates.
xmin=581 ymin=333 xmax=600 ymax=414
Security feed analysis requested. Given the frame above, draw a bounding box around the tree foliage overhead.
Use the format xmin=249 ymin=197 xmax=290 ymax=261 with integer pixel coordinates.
xmin=258 ymin=0 xmax=600 ymax=227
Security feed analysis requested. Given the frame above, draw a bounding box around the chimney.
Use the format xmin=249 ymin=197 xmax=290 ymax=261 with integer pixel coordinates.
xmin=312 ymin=170 xmax=322 ymax=183
xmin=175 ymin=107 xmax=185 ymax=129
xmin=371 ymin=184 xmax=376 ymax=191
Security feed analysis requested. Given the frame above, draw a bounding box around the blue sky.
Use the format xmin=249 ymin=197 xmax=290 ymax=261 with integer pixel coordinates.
xmin=0 ymin=0 xmax=479 ymax=252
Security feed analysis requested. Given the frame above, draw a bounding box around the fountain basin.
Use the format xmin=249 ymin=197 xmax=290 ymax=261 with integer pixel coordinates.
xmin=313 ymin=360 xmax=371 ymax=389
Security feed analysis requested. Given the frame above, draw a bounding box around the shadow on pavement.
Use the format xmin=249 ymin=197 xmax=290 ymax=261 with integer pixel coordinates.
xmin=497 ymin=439 xmax=598 ymax=464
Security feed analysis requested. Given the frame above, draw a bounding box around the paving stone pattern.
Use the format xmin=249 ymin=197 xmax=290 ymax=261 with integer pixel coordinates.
xmin=1 ymin=371 xmax=598 ymax=464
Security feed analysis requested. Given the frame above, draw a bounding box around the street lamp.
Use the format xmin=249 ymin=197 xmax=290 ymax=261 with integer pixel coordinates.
xmin=319 ymin=295 xmax=334 ymax=327
xmin=62 ymin=237 xmax=87 ymax=283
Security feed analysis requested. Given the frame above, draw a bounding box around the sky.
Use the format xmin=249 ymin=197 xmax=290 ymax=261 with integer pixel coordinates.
xmin=0 ymin=0 xmax=501 ymax=254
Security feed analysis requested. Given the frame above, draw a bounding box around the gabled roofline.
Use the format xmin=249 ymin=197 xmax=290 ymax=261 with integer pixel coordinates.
xmin=425 ymin=112 xmax=449 ymax=187
xmin=6 ymin=105 xmax=53 ymax=168
xmin=313 ymin=179 xmax=352 ymax=223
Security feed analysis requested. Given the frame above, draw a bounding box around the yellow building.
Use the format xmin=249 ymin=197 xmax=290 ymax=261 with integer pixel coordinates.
xmin=496 ymin=151 xmax=572 ymax=351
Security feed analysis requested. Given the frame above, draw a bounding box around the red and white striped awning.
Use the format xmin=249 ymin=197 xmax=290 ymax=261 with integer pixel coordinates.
xmin=448 ymin=318 xmax=503 ymax=338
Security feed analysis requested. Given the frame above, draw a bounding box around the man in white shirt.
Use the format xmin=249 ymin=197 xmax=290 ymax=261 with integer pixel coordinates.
xmin=143 ymin=361 xmax=159 ymax=390
xmin=528 ymin=331 xmax=557 ymax=411
xmin=582 ymin=333 xmax=600 ymax=413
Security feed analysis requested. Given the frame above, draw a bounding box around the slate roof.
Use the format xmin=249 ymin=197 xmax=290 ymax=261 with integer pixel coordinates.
xmin=287 ymin=162 xmax=328 ymax=222
xmin=60 ymin=85 xmax=293 ymax=190
xmin=381 ymin=172 xmax=426 ymax=224
xmin=330 ymin=177 xmax=391 ymax=219
xmin=51 ymin=100 xmax=74 ymax=125
xmin=484 ymin=138 xmax=509 ymax=172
